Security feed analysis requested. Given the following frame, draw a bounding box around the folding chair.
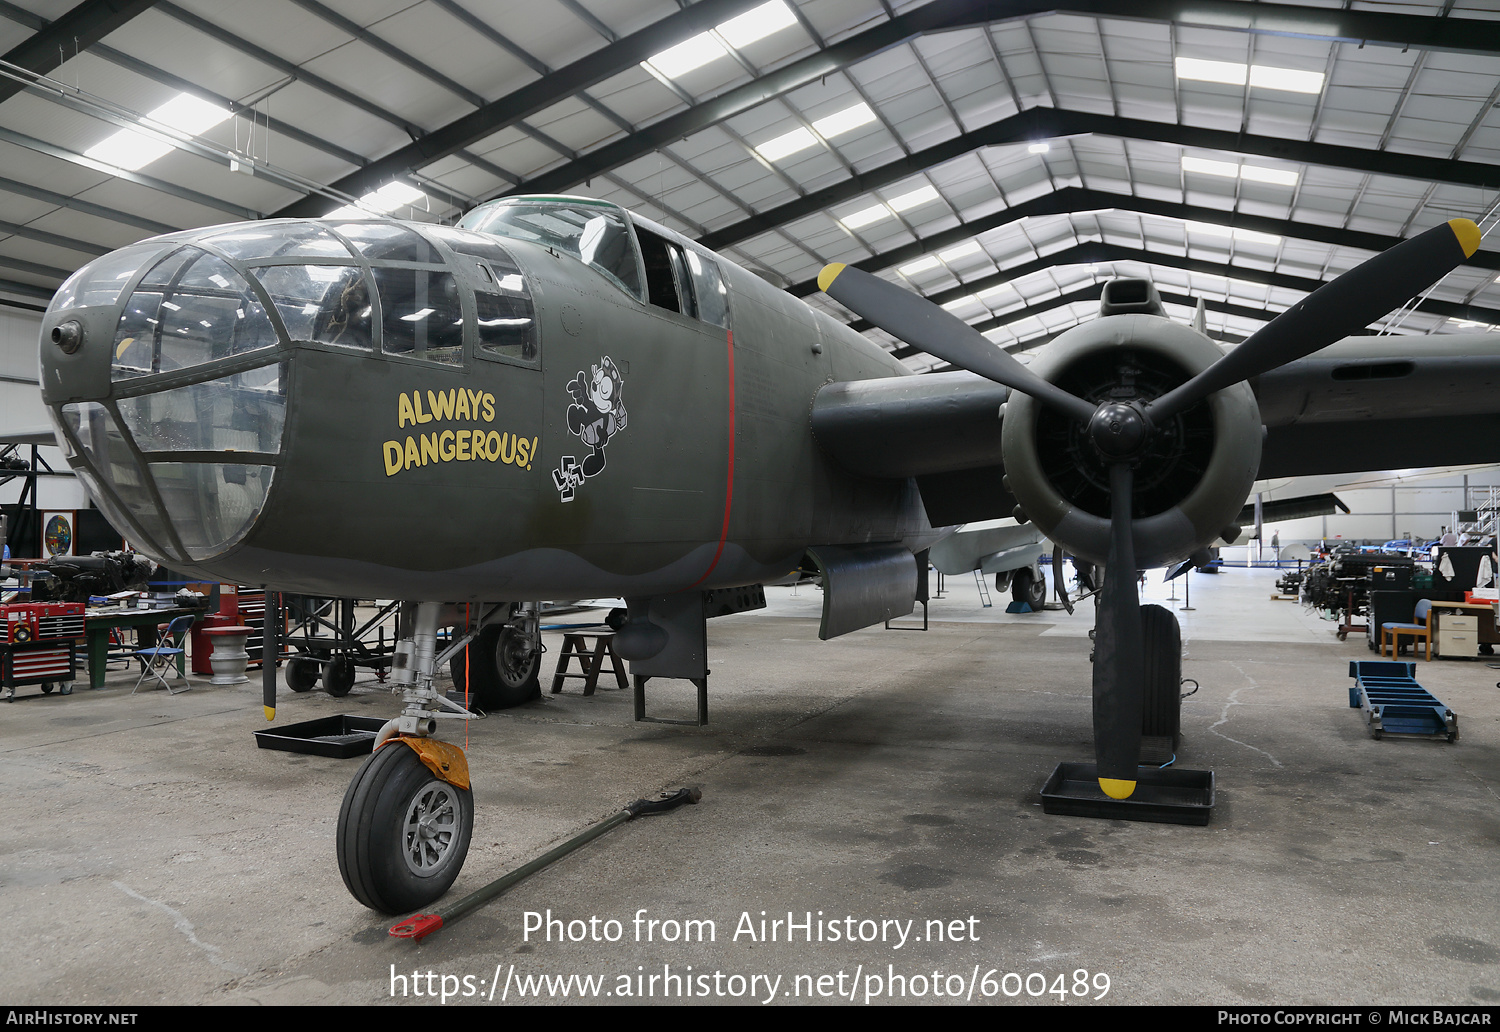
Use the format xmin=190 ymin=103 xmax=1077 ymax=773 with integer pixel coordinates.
xmin=132 ymin=614 xmax=196 ymax=694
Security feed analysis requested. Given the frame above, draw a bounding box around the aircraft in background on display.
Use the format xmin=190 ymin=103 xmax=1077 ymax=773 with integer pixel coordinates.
xmin=30 ymin=192 xmax=1491 ymax=914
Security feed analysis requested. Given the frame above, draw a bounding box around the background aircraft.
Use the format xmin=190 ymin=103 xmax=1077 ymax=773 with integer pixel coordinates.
xmin=31 ymin=194 xmax=1486 ymax=912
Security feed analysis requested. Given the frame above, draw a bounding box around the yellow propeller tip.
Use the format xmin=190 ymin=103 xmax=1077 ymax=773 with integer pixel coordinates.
xmin=263 ymin=706 xmax=275 ymax=722
xmin=817 ymin=263 xmax=846 ymax=293
xmin=1448 ymin=218 xmax=1481 ymax=259
xmin=1098 ymin=777 xmax=1136 ymax=800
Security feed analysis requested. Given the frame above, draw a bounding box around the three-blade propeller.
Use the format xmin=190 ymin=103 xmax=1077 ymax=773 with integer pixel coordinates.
xmin=820 ymin=218 xmax=1480 ymax=799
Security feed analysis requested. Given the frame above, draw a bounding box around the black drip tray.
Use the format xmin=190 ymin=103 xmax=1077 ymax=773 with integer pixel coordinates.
xmin=1040 ymin=762 xmax=1214 ymax=825
xmin=254 ymin=714 xmax=388 ymax=758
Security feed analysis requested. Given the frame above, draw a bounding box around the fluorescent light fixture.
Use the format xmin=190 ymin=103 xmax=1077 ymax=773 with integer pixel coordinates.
xmin=812 ymin=102 xmax=876 ymax=139
xmin=645 ymin=31 xmax=727 ymax=79
xmin=717 ymin=0 xmax=797 ymax=49
xmin=1027 ymin=142 xmax=1050 ymax=154
xmin=889 ymin=185 xmax=939 ymax=212
xmin=1176 ymin=57 xmax=1325 ymax=94
xmin=840 ymin=203 xmax=891 ymax=229
xmin=1181 ymin=155 xmax=1241 ymax=178
xmin=1247 ymin=65 xmax=1325 ymax=94
xmin=939 ymin=241 xmax=983 ymax=262
xmin=1174 ymin=57 xmax=1246 ymax=86
xmin=360 ymin=181 xmax=425 ymax=213
xmin=755 ymin=126 xmax=817 ymax=162
xmin=1238 ymin=163 xmax=1299 ymax=186
xmin=899 ymin=256 xmax=941 ymax=275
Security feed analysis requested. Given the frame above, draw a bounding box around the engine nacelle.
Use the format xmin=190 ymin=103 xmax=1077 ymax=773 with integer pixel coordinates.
xmin=1000 ymin=315 xmax=1261 ymax=569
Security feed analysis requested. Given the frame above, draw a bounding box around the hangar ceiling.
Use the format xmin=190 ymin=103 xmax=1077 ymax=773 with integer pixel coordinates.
xmin=0 ymin=0 xmax=1498 ymax=371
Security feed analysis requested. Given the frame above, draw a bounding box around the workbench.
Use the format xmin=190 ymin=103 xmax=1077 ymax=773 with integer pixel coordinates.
xmin=83 ymin=606 xmax=199 ymax=689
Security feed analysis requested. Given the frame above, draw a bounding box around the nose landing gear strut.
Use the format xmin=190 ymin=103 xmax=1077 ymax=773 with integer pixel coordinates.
xmin=336 ymin=600 xmax=502 ymax=913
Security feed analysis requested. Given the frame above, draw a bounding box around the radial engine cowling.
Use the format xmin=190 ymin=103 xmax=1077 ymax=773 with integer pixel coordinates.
xmin=999 ymin=315 xmax=1261 ymax=569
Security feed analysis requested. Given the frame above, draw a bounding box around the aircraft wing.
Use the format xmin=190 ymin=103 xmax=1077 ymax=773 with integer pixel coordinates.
xmin=1254 ymin=332 xmax=1500 ymax=479
xmin=813 ymin=331 xmax=1500 ymax=526
xmin=810 ymin=370 xmax=1011 ymax=526
xmin=0 ymin=425 xmax=58 ymax=447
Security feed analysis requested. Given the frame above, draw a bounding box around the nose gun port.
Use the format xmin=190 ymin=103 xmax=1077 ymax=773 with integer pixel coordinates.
xmin=51 ymin=320 xmax=84 ymax=354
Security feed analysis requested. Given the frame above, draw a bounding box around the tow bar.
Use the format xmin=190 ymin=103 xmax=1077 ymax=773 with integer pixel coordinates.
xmin=389 ymin=787 xmax=702 ymax=941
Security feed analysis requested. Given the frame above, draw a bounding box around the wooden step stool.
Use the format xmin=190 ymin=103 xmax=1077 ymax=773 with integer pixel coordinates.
xmin=550 ymin=632 xmax=628 ymax=696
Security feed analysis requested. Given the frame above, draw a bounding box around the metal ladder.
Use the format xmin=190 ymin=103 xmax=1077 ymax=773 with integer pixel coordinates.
xmin=974 ymin=569 xmax=992 ymax=608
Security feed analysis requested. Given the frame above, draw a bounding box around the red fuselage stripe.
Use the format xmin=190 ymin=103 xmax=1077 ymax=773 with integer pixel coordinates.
xmin=690 ymin=329 xmax=735 ymax=588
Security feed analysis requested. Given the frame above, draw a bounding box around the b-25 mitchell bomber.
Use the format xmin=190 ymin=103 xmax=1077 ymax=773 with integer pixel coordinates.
xmin=32 ymin=194 xmax=1487 ymax=913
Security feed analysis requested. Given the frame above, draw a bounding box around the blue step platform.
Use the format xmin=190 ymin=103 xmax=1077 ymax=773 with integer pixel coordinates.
xmin=1347 ymin=661 xmax=1459 ymax=742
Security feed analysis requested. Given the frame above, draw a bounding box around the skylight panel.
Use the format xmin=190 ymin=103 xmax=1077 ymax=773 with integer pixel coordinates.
xmin=812 ymin=103 xmax=875 ymax=139
xmin=83 ymin=91 xmax=233 ymax=172
xmin=145 ymin=93 xmax=233 ymax=136
xmin=717 ymin=0 xmax=797 ymax=49
xmin=1174 ymin=57 xmax=1246 ymax=86
xmin=362 ymin=181 xmax=426 ymax=212
xmin=1176 ymin=57 xmax=1325 ymax=95
xmin=1181 ymin=156 xmax=1298 ymax=187
xmin=645 ymin=31 xmax=727 ymax=79
xmin=1238 ymin=164 xmax=1299 ymax=186
xmin=84 ymin=131 xmax=173 ymax=171
xmin=899 ymin=256 xmax=941 ymax=275
xmin=889 ymin=185 xmax=939 ymax=212
xmin=1185 ymin=221 xmax=1282 ymax=246
xmin=1180 ymin=156 xmax=1241 ymax=178
xmin=939 ymin=241 xmax=983 ymax=262
xmin=1247 ymin=65 xmax=1325 ymax=94
xmin=840 ymin=203 xmax=891 ymax=229
xmin=755 ymin=126 xmax=816 ymax=162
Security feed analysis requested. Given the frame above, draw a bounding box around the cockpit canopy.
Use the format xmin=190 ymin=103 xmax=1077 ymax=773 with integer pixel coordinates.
xmin=41 ymin=217 xmax=538 ymax=565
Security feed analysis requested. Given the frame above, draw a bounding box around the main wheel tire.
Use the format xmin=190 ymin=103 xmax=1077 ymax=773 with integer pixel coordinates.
xmin=1012 ymin=567 xmax=1046 ymax=608
xmin=449 ymin=622 xmax=540 ymax=710
xmin=286 ymin=656 xmax=320 ymax=692
xmin=337 ymin=743 xmax=473 ymax=914
xmin=324 ymin=656 xmax=356 ymax=697
xmin=1140 ymin=603 xmax=1182 ymax=753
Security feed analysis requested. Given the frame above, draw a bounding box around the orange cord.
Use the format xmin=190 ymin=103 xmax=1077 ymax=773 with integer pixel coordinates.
xmin=464 ymin=602 xmax=471 ymax=751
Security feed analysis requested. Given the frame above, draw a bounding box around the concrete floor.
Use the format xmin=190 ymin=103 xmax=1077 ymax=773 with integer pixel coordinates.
xmin=3 ymin=567 xmax=1498 ymax=1006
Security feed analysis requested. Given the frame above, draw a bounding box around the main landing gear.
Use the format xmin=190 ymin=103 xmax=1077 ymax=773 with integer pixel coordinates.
xmin=337 ymin=601 xmax=541 ymax=913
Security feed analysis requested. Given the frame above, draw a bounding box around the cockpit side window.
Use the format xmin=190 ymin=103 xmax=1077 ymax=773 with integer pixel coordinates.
xmin=372 ymin=268 xmax=464 ymax=365
xmin=458 ymin=202 xmax=643 ymax=300
xmin=685 ymin=249 xmax=729 ymax=330
xmin=637 ymin=228 xmax=697 ymax=317
xmin=428 ymin=228 xmax=539 ymax=368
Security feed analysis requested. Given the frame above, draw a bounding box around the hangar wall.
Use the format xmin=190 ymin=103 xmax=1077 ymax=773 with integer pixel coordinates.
xmin=0 ymin=305 xmax=86 ymax=513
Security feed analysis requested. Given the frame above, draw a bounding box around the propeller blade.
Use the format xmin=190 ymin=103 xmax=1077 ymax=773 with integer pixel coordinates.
xmin=1148 ymin=218 xmax=1481 ymax=422
xmin=818 ymin=263 xmax=1096 ymax=424
xmin=1092 ymin=463 xmax=1144 ymax=799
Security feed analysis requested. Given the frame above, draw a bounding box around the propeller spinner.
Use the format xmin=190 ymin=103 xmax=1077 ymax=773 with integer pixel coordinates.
xmin=821 ymin=218 xmax=1480 ymax=799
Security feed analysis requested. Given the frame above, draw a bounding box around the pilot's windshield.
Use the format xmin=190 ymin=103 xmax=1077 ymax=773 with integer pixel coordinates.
xmin=459 ymin=201 xmax=642 ymax=300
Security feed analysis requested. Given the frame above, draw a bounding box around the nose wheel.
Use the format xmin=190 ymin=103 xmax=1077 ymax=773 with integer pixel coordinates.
xmin=337 ymin=743 xmax=473 ymax=913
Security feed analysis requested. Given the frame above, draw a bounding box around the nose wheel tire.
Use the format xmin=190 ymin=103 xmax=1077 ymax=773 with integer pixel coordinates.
xmin=337 ymin=743 xmax=473 ymax=914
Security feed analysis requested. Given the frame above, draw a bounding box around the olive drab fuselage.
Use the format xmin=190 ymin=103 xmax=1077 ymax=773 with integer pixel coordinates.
xmin=36 ymin=200 xmax=943 ymax=602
